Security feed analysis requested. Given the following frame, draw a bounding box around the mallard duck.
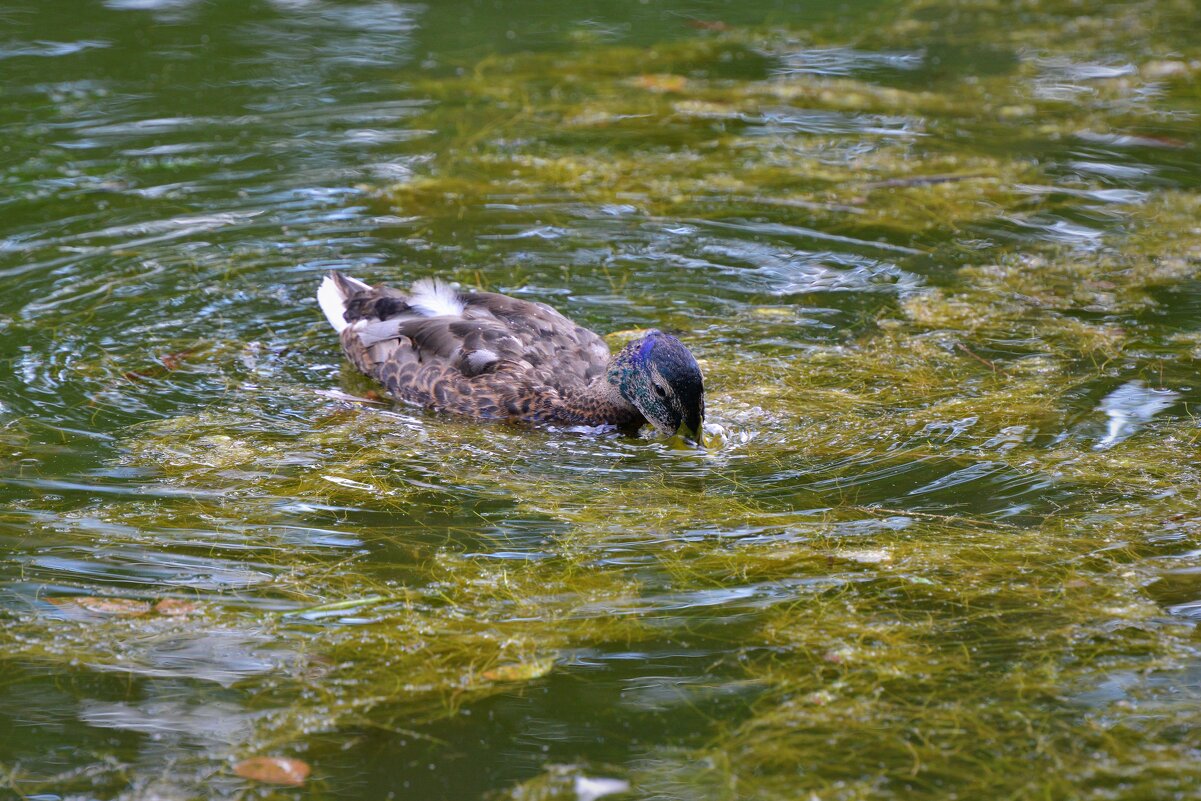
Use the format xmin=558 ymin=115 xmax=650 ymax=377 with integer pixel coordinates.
xmin=317 ymin=272 xmax=705 ymax=442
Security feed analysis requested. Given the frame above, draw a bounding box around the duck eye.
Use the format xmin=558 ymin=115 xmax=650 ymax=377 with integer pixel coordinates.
xmin=653 ymin=383 xmax=667 ymax=398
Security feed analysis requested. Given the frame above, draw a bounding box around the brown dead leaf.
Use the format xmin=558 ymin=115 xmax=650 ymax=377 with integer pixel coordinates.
xmin=153 ymin=598 xmax=199 ymax=617
xmin=234 ymin=756 xmax=311 ymax=787
xmin=158 ymin=350 xmax=194 ymax=371
xmin=50 ymin=597 xmax=151 ymax=616
xmin=121 ymin=350 xmax=194 ymax=383
xmin=632 ymin=74 xmax=688 ymax=93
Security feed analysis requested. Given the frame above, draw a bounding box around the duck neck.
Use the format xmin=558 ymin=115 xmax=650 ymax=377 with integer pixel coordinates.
xmin=545 ymin=365 xmax=641 ymax=428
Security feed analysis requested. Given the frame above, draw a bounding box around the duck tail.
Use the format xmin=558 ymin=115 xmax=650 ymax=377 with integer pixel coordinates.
xmin=317 ymin=271 xmax=371 ymax=333
xmin=408 ymin=277 xmax=465 ymax=318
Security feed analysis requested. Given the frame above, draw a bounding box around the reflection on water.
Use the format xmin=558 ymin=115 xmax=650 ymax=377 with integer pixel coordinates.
xmin=2 ymin=0 xmax=1201 ymax=798
xmin=769 ymin=45 xmax=924 ymax=77
xmin=1095 ymin=380 xmax=1178 ymax=449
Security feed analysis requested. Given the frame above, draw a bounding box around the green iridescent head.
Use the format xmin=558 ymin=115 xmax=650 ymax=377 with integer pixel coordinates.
xmin=610 ymin=330 xmax=705 ymax=444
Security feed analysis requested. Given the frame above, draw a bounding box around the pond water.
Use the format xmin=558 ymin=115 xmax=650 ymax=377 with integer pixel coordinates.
xmin=2 ymin=0 xmax=1201 ymax=798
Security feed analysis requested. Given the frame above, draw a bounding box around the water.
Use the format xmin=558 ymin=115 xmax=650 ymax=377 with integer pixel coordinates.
xmin=3 ymin=0 xmax=1201 ymax=798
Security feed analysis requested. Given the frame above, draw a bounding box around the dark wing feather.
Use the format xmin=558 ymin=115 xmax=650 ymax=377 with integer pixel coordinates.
xmin=458 ymin=292 xmax=611 ymax=386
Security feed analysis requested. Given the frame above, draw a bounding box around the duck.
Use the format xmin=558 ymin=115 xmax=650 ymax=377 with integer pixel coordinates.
xmin=316 ymin=271 xmax=706 ymax=443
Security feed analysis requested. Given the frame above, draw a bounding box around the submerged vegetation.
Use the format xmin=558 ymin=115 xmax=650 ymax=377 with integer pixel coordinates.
xmin=2 ymin=0 xmax=1201 ymax=798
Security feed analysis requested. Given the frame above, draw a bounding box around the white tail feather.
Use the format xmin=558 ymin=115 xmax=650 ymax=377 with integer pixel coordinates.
xmin=318 ymin=273 xmax=462 ymax=334
xmin=317 ymin=275 xmax=350 ymax=333
xmin=408 ymin=278 xmax=465 ymax=318
xmin=318 ymin=272 xmax=370 ymax=333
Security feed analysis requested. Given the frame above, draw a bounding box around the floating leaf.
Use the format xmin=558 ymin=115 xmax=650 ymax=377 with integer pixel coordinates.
xmin=122 ymin=350 xmax=195 ymax=382
xmin=482 ymin=658 xmax=555 ymax=683
xmin=50 ymin=597 xmax=151 ymax=617
xmin=631 ymin=74 xmax=688 ymax=93
xmin=158 ymin=350 xmax=194 ymax=371
xmin=234 ymin=756 xmax=311 ymax=787
xmin=153 ymin=599 xmax=199 ymax=617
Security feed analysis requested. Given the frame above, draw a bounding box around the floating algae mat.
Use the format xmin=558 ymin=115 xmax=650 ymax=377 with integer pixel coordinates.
xmin=2 ymin=0 xmax=1201 ymax=798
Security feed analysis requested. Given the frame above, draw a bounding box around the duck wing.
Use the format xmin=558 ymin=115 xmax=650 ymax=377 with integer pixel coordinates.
xmin=456 ymin=290 xmax=612 ymax=384
xmin=317 ymin=272 xmax=612 ymax=419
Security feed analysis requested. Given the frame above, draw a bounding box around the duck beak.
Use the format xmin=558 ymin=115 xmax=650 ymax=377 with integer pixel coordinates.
xmin=675 ymin=411 xmax=705 ymax=448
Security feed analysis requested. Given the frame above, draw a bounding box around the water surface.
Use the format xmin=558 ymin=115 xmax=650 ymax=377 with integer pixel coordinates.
xmin=3 ymin=1 xmax=1201 ymax=799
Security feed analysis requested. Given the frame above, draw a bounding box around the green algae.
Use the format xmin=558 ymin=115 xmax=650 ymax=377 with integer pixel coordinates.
xmin=377 ymin=0 xmax=1201 ymax=263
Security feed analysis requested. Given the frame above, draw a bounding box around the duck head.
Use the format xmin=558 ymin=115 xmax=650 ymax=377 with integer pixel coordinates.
xmin=609 ymin=330 xmax=705 ymax=445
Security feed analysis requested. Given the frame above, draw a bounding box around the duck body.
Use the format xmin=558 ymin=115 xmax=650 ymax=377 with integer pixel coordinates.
xmin=317 ymin=272 xmax=705 ymax=439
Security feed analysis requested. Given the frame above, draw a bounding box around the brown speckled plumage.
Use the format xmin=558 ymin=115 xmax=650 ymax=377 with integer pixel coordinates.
xmin=319 ymin=271 xmax=645 ymax=429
